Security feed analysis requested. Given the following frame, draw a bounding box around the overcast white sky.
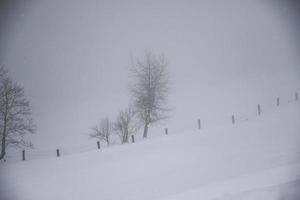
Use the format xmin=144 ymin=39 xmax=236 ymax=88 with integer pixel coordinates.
xmin=0 ymin=0 xmax=300 ymax=149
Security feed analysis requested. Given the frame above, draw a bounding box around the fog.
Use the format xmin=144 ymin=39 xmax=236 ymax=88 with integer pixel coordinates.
xmin=1 ymin=0 xmax=300 ymax=150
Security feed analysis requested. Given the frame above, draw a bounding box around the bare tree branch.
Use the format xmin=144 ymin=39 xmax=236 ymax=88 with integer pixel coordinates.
xmin=89 ymin=117 xmax=112 ymax=145
xmin=113 ymin=106 xmax=138 ymax=144
xmin=0 ymin=66 xmax=35 ymax=160
xmin=130 ymin=51 xmax=170 ymax=138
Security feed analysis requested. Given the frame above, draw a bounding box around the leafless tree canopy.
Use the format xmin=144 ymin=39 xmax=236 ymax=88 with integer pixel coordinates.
xmin=130 ymin=52 xmax=170 ymax=138
xmin=113 ymin=106 xmax=138 ymax=144
xmin=0 ymin=66 xmax=35 ymax=160
xmin=90 ymin=117 xmax=112 ymax=145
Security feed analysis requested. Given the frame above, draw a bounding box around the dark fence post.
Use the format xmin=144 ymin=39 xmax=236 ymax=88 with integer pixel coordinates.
xmin=22 ymin=150 xmax=25 ymax=161
xmin=257 ymin=104 xmax=261 ymax=115
xmin=277 ymin=97 xmax=280 ymax=106
xmin=56 ymin=149 xmax=60 ymax=157
xmin=165 ymin=128 xmax=168 ymax=135
xmin=296 ymin=92 xmax=298 ymax=101
xmin=131 ymin=135 xmax=135 ymax=143
xmin=97 ymin=141 xmax=100 ymax=149
xmin=198 ymin=119 xmax=201 ymax=129
xmin=231 ymin=115 xmax=235 ymax=124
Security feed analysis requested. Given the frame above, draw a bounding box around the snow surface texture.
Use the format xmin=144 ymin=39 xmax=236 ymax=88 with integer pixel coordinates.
xmin=0 ymin=99 xmax=300 ymax=200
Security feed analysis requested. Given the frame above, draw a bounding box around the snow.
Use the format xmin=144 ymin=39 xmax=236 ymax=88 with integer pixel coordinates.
xmin=0 ymin=99 xmax=300 ymax=200
xmin=158 ymin=163 xmax=300 ymax=200
xmin=217 ymin=180 xmax=300 ymax=200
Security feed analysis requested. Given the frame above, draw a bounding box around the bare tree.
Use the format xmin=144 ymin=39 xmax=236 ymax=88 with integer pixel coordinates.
xmin=0 ymin=66 xmax=35 ymax=160
xmin=114 ymin=106 xmax=138 ymax=144
xmin=130 ymin=51 xmax=170 ymax=138
xmin=90 ymin=117 xmax=112 ymax=145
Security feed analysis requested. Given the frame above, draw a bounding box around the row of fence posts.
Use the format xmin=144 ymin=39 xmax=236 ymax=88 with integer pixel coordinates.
xmin=19 ymin=92 xmax=298 ymax=161
xmin=198 ymin=93 xmax=298 ymax=128
xmin=20 ymin=132 xmax=166 ymax=161
xmin=22 ymin=148 xmax=60 ymax=160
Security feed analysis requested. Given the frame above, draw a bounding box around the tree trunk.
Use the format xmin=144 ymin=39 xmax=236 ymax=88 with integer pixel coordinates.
xmin=0 ymin=132 xmax=6 ymax=160
xmin=0 ymin=115 xmax=7 ymax=160
xmin=125 ymin=129 xmax=129 ymax=143
xmin=143 ymin=123 xmax=148 ymax=138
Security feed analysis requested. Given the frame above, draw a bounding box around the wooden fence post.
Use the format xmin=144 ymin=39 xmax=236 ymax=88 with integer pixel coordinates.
xmin=165 ymin=128 xmax=168 ymax=135
xmin=231 ymin=115 xmax=235 ymax=124
xmin=257 ymin=104 xmax=261 ymax=115
xmin=131 ymin=135 xmax=135 ymax=143
xmin=277 ymin=97 xmax=280 ymax=106
xmin=198 ymin=119 xmax=201 ymax=129
xmin=97 ymin=141 xmax=100 ymax=149
xmin=56 ymin=149 xmax=60 ymax=157
xmin=22 ymin=150 xmax=25 ymax=161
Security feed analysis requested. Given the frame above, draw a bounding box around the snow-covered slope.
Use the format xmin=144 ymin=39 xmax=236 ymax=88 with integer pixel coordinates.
xmin=0 ymin=101 xmax=300 ymax=200
xmin=159 ymin=164 xmax=300 ymax=200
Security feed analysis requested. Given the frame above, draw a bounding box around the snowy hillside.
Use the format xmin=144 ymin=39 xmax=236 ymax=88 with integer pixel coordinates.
xmin=1 ymin=1 xmax=300 ymax=200
xmin=1 ymin=99 xmax=300 ymax=200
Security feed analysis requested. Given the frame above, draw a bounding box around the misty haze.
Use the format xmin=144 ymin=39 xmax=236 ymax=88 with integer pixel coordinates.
xmin=1 ymin=0 xmax=300 ymax=200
